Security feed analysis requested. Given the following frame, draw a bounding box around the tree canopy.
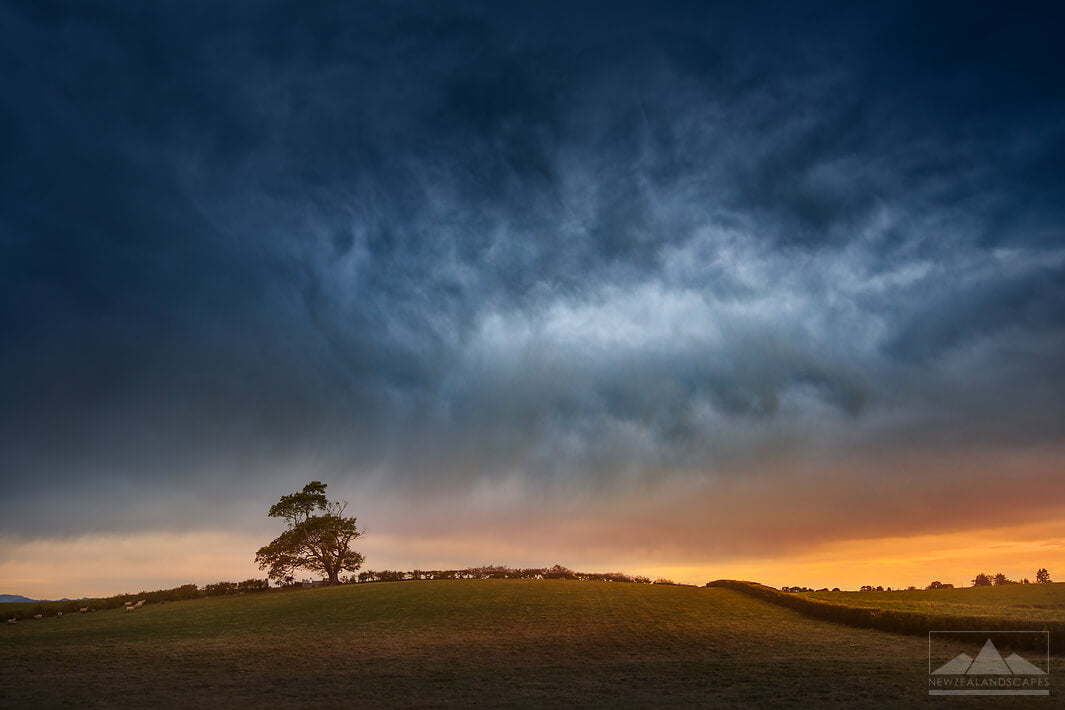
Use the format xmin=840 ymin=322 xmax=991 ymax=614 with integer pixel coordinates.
xmin=255 ymin=481 xmax=364 ymax=585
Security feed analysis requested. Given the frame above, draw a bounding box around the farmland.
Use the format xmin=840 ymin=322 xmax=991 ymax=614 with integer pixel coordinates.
xmin=802 ymin=583 xmax=1065 ymax=622
xmin=2 ymin=580 xmax=1062 ymax=708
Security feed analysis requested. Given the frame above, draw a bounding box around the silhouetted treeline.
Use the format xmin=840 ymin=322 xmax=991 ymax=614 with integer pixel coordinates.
xmin=926 ymin=581 xmax=954 ymax=589
xmin=972 ymin=570 xmax=1052 ymax=586
xmin=4 ymin=579 xmax=270 ymax=620
xmin=352 ymin=564 xmax=658 ymax=584
xmin=201 ymin=579 xmax=271 ymax=596
xmin=781 ymin=586 xmax=840 ymax=593
xmin=706 ymin=579 xmax=1064 ymax=653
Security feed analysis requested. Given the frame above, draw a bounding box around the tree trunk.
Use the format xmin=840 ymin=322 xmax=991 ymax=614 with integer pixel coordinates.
xmin=327 ymin=569 xmax=340 ymax=585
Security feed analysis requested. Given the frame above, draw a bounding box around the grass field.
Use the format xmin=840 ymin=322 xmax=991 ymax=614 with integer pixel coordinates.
xmin=2 ymin=580 xmax=1062 ymax=708
xmin=802 ymin=583 xmax=1065 ymax=622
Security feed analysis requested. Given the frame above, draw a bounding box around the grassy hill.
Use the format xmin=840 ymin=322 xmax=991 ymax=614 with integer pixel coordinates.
xmin=2 ymin=580 xmax=1062 ymax=708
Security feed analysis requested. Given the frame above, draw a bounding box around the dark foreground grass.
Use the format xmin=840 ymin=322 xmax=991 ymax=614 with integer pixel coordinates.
xmin=2 ymin=580 xmax=1062 ymax=708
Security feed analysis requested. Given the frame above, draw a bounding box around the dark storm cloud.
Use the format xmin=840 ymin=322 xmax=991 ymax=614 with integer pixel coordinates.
xmin=2 ymin=1 xmax=1064 ymax=535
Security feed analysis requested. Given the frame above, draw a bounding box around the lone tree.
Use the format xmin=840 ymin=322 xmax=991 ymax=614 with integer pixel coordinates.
xmin=255 ymin=481 xmax=364 ymax=586
xmin=972 ymin=573 xmax=993 ymax=587
xmin=1036 ymin=568 xmax=1052 ymax=584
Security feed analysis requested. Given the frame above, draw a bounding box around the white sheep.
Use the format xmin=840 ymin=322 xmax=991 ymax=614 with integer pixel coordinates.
xmin=134 ymin=600 xmax=145 ymax=608
xmin=79 ymin=607 xmax=88 ymax=614
xmin=33 ymin=614 xmax=42 ymax=620
xmin=125 ymin=605 xmax=135 ymax=613
xmin=6 ymin=618 xmax=15 ymax=624
xmin=124 ymin=601 xmax=133 ymax=607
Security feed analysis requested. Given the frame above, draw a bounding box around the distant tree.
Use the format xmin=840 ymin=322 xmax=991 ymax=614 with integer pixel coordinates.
xmin=972 ymin=573 xmax=993 ymax=587
xmin=1036 ymin=568 xmax=1052 ymax=584
xmin=233 ymin=579 xmax=268 ymax=592
xmin=993 ymin=573 xmax=1014 ymax=586
xmin=203 ymin=581 xmax=238 ymax=596
xmin=176 ymin=584 xmax=200 ymax=599
xmin=255 ymin=481 xmax=364 ymax=586
xmin=543 ymin=565 xmax=576 ymax=580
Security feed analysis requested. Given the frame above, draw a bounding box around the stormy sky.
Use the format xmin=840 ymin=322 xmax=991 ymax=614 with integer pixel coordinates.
xmin=2 ymin=1 xmax=1064 ymax=595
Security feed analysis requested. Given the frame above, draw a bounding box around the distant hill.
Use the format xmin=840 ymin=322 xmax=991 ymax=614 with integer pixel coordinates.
xmin=0 ymin=594 xmax=90 ymax=603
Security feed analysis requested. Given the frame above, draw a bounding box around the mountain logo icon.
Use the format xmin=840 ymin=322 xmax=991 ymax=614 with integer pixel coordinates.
xmin=931 ymin=638 xmax=1047 ymax=675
